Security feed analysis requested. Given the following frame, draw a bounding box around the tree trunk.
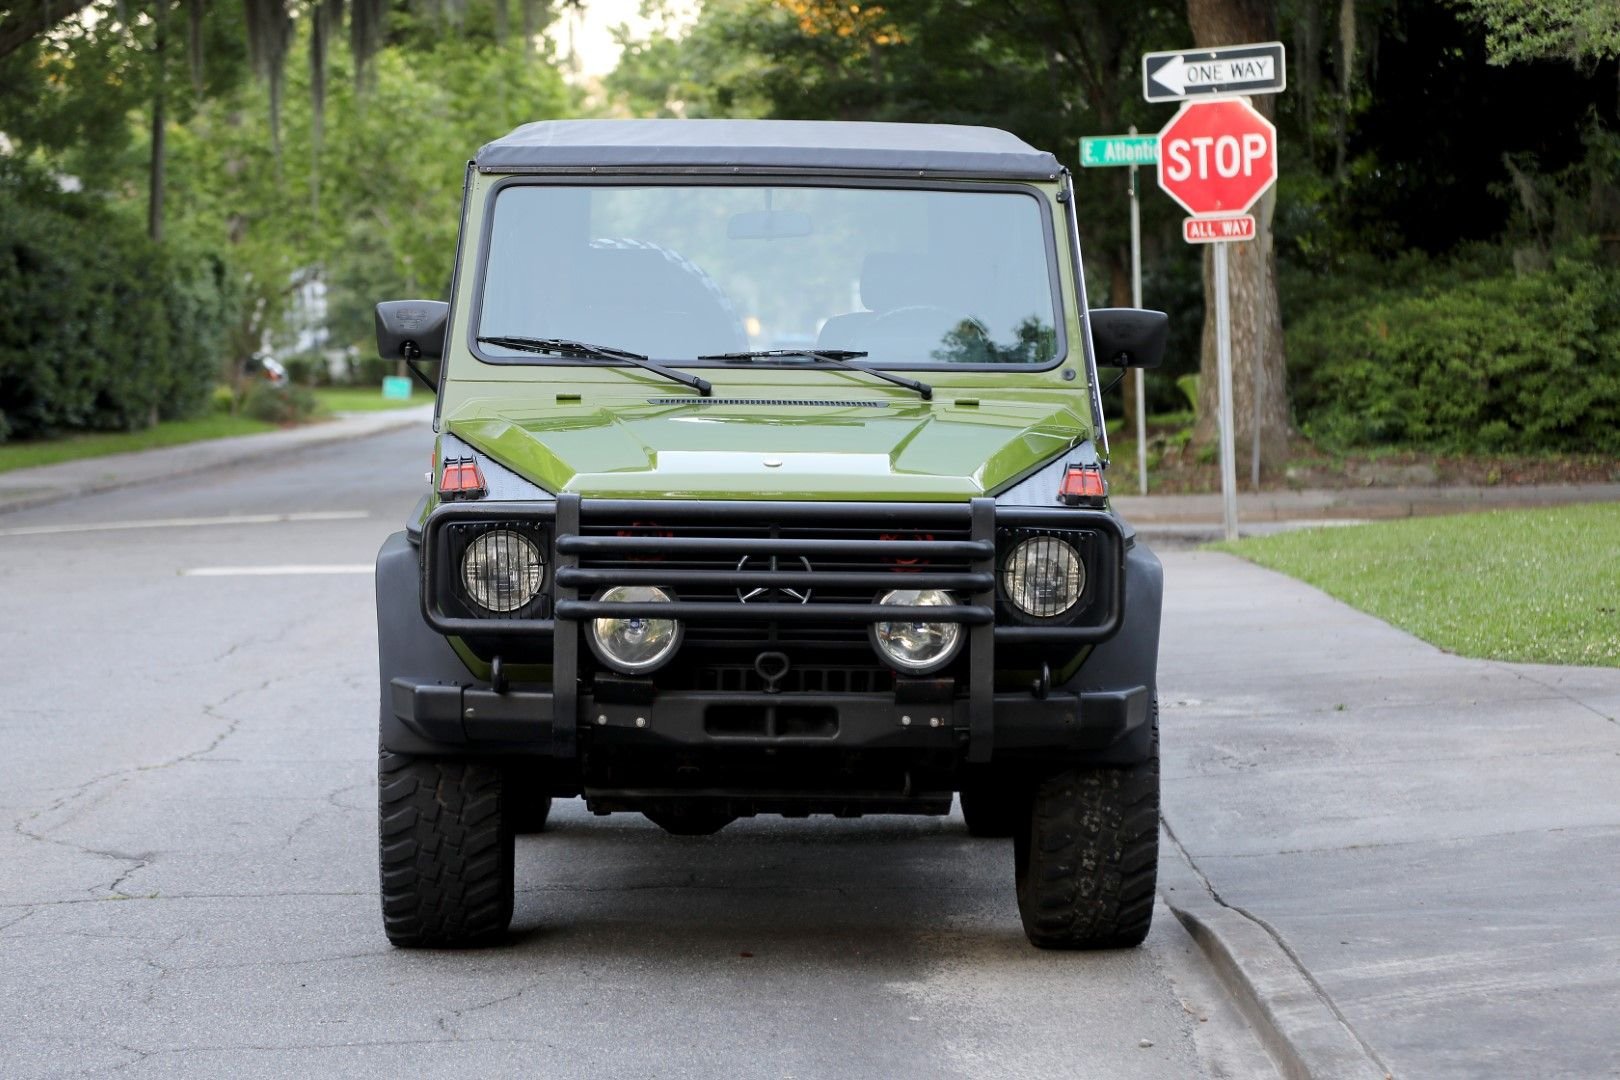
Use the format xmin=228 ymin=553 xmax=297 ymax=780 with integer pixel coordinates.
xmin=1186 ymin=0 xmax=1291 ymax=478
xmin=148 ymin=0 xmax=168 ymax=243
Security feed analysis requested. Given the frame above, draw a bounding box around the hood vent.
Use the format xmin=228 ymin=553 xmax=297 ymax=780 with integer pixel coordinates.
xmin=647 ymin=398 xmax=889 ymax=408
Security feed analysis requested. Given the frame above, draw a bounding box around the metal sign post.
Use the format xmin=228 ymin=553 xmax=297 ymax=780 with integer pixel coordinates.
xmin=1212 ymin=242 xmax=1239 ymax=540
xmin=1128 ymin=126 xmax=1147 ymax=495
xmin=1154 ymin=83 xmax=1282 ymax=543
xmin=1080 ymin=129 xmax=1157 ymax=494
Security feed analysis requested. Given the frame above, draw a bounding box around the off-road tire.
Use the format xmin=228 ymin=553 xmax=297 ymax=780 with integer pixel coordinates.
xmin=959 ymin=782 xmax=1023 ymax=838
xmin=1013 ymin=706 xmax=1159 ymax=950
xmin=378 ymin=748 xmax=515 ymax=947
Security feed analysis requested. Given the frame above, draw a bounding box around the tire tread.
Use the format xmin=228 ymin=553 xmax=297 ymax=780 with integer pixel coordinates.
xmin=377 ymin=748 xmax=514 ymax=947
xmin=1014 ymin=704 xmax=1159 ymax=950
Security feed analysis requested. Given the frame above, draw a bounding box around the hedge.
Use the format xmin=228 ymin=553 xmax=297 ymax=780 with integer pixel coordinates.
xmin=0 ymin=168 xmax=240 ymax=444
xmin=1288 ymin=256 xmax=1620 ymax=453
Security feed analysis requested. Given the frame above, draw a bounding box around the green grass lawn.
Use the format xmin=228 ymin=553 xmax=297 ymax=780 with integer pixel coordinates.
xmin=1217 ymin=503 xmax=1620 ymax=667
xmin=0 ymin=414 xmax=276 ymax=474
xmin=314 ymin=386 xmax=426 ymax=412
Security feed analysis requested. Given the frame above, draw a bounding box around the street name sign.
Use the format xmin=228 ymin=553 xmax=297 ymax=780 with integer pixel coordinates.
xmin=1142 ymin=42 xmax=1286 ymax=103
xmin=1183 ymin=215 xmax=1256 ymax=243
xmin=1079 ymin=134 xmax=1158 ymax=168
xmin=1156 ymin=98 xmax=1278 ymax=217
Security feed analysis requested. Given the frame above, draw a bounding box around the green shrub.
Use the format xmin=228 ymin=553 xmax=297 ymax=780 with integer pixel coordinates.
xmin=1288 ymin=256 xmax=1620 ymax=453
xmin=0 ymin=164 xmax=240 ymax=443
xmin=240 ymin=383 xmax=318 ymax=425
xmin=282 ymin=354 xmax=333 ymax=387
xmin=351 ymin=356 xmax=395 ymax=386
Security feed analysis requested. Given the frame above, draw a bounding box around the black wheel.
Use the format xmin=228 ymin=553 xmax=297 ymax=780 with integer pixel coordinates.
xmin=959 ymin=781 xmax=1023 ymax=838
xmin=378 ymin=748 xmax=515 ymax=947
xmin=1013 ymin=706 xmax=1159 ymax=950
xmin=643 ymin=805 xmax=736 ymax=836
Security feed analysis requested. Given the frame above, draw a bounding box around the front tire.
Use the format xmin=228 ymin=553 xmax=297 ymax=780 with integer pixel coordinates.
xmin=378 ymin=749 xmax=515 ymax=947
xmin=1013 ymin=707 xmax=1159 ymax=950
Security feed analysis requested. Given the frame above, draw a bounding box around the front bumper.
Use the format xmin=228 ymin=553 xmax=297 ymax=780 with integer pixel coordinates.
xmin=391 ymin=675 xmax=1152 ymax=754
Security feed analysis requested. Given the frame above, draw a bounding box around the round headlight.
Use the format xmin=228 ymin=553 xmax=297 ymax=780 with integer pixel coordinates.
xmin=1002 ymin=536 xmax=1085 ymax=619
xmin=588 ymin=586 xmax=682 ymax=675
xmin=869 ymin=589 xmax=964 ymax=675
xmin=461 ymin=529 xmax=545 ymax=613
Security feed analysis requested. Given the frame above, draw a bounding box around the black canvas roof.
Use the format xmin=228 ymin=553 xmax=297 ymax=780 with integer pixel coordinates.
xmin=475 ymin=119 xmax=1062 ymax=179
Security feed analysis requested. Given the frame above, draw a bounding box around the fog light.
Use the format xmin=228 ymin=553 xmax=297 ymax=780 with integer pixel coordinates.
xmin=588 ymin=586 xmax=682 ymax=674
xmin=1002 ymin=536 xmax=1084 ymax=619
xmin=869 ymin=589 xmax=963 ymax=675
xmin=461 ymin=529 xmax=544 ymax=612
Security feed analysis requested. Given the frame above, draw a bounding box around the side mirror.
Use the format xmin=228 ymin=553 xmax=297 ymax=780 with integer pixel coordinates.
xmin=376 ymin=300 xmax=449 ymax=361
xmin=1088 ymin=308 xmax=1168 ymax=370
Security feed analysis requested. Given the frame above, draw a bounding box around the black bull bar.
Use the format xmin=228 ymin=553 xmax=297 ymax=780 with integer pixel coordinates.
xmin=418 ymin=496 xmax=1127 ymax=762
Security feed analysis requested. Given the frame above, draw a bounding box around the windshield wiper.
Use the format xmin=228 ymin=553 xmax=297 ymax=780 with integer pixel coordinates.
xmin=697 ymin=349 xmax=932 ymax=400
xmin=479 ymin=336 xmax=711 ymax=396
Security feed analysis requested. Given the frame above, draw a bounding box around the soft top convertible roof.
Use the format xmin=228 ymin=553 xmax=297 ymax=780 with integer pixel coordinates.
xmin=475 ymin=119 xmax=1062 ymax=180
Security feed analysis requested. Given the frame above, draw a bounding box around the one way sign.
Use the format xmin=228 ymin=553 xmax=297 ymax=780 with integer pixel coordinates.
xmin=1142 ymin=42 xmax=1286 ymax=103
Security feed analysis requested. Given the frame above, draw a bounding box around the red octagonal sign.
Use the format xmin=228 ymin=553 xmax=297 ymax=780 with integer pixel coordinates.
xmin=1156 ymin=98 xmax=1278 ymax=216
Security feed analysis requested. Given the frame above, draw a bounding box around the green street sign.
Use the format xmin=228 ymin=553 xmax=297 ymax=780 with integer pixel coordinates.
xmin=1079 ymin=135 xmax=1159 ymax=168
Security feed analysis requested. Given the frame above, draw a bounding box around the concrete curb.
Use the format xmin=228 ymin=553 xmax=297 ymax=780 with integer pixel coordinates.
xmin=0 ymin=407 xmax=432 ymax=517
xmin=1159 ymin=828 xmax=1392 ymax=1080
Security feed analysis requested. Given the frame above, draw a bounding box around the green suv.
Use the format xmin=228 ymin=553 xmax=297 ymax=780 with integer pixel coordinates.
xmin=374 ymin=119 xmax=1167 ymax=950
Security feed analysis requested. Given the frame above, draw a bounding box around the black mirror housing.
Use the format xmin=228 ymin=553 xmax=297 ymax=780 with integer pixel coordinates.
xmin=376 ymin=300 xmax=449 ymax=360
xmin=1088 ymin=308 xmax=1168 ymax=370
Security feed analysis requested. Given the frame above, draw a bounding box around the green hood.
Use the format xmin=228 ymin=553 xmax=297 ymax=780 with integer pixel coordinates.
xmin=447 ymin=396 xmax=1089 ymax=501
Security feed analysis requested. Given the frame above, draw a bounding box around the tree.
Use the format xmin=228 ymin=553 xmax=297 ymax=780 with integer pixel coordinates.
xmin=1186 ymin=0 xmax=1290 ymax=475
xmin=162 ymin=15 xmax=573 ymax=371
xmin=1453 ymin=0 xmax=1620 ymax=67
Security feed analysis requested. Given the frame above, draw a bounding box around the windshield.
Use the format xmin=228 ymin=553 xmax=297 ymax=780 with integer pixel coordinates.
xmin=476 ymin=183 xmax=1062 ymax=368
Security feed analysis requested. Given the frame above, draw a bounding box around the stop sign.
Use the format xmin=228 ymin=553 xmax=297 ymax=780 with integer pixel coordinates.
xmin=1156 ymin=98 xmax=1277 ymax=216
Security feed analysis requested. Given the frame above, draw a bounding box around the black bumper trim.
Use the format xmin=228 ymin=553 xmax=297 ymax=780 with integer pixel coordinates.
xmin=390 ymin=677 xmax=556 ymax=744
xmin=389 ymin=676 xmax=1149 ymax=756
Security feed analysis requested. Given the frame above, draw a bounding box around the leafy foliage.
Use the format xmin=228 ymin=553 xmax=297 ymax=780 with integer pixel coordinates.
xmin=0 ymin=164 xmax=240 ymax=443
xmin=1288 ymin=253 xmax=1620 ymax=452
xmin=1453 ymin=0 xmax=1620 ymax=65
xmin=240 ymin=381 xmax=318 ymax=422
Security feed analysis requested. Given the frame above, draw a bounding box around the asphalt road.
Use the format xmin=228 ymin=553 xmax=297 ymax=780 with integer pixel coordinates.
xmin=0 ymin=424 xmax=1270 ymax=1080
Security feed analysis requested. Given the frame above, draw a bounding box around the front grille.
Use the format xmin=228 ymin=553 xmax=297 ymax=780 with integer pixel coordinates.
xmin=692 ymin=664 xmax=891 ymax=694
xmin=419 ymin=498 xmax=1126 ymax=661
xmin=572 ymin=513 xmax=982 ymax=654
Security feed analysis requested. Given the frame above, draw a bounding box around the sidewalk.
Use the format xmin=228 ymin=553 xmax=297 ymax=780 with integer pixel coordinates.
xmin=1117 ymin=481 xmax=1620 ymax=541
xmin=1158 ymin=550 xmax=1620 ymax=1079
xmin=0 ymin=406 xmax=432 ymax=515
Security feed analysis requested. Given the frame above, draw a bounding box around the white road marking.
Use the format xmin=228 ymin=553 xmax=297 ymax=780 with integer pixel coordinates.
xmin=0 ymin=510 xmax=370 ymax=538
xmin=182 ymin=564 xmax=373 ymax=577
